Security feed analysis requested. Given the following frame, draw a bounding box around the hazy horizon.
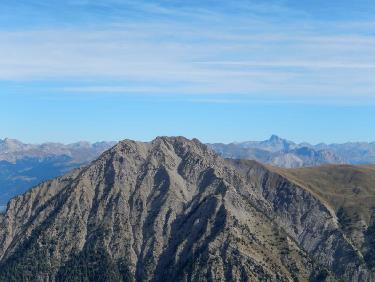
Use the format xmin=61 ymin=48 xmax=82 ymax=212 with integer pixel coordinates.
xmin=2 ymin=133 xmax=375 ymax=147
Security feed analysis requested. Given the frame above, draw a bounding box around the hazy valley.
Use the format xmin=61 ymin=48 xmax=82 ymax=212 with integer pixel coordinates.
xmin=0 ymin=138 xmax=115 ymax=208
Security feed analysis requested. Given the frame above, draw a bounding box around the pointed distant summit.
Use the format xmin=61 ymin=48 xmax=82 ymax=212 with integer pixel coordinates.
xmin=207 ymin=135 xmax=346 ymax=168
xmin=259 ymin=135 xmax=296 ymax=152
xmin=269 ymin=134 xmax=281 ymax=141
xmin=267 ymin=134 xmax=291 ymax=145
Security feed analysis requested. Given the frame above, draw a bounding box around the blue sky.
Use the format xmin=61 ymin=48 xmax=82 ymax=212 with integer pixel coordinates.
xmin=1 ymin=0 xmax=375 ymax=144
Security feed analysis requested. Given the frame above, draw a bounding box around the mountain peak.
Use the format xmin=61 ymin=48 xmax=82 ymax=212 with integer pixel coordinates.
xmin=263 ymin=134 xmax=294 ymax=150
xmin=152 ymin=135 xmax=203 ymax=145
xmin=117 ymin=136 xmax=206 ymax=150
xmin=0 ymin=136 xmax=368 ymax=281
xmin=269 ymin=134 xmax=282 ymax=142
xmin=269 ymin=134 xmax=281 ymax=140
xmin=114 ymin=136 xmax=212 ymax=162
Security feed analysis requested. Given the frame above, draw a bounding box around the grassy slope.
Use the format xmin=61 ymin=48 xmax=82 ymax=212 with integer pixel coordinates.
xmin=272 ymin=164 xmax=375 ymax=225
xmin=229 ymin=159 xmax=375 ymax=268
xmin=269 ymin=164 xmax=375 ymax=259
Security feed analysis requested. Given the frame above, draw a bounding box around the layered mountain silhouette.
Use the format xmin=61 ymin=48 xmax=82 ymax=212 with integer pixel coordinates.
xmin=0 ymin=137 xmax=374 ymax=281
xmin=2 ymin=135 xmax=375 ymax=209
xmin=208 ymin=135 xmax=375 ymax=168
xmin=0 ymin=138 xmax=116 ymax=207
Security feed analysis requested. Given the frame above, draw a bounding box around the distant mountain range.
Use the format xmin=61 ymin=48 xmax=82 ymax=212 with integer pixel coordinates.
xmin=0 ymin=138 xmax=116 ymax=207
xmin=0 ymin=137 xmax=374 ymax=281
xmin=208 ymin=134 xmax=375 ymax=168
xmin=1 ymin=135 xmax=375 ymax=208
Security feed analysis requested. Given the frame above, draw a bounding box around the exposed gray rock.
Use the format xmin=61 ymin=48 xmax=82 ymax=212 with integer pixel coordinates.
xmin=0 ymin=137 xmax=372 ymax=281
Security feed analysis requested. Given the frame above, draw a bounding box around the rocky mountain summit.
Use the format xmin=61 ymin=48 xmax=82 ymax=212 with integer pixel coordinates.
xmin=0 ymin=137 xmax=373 ymax=281
xmin=2 ymin=135 xmax=375 ymax=208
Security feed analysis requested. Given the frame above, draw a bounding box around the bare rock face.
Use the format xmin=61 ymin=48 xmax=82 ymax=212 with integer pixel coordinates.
xmin=0 ymin=137 xmax=372 ymax=281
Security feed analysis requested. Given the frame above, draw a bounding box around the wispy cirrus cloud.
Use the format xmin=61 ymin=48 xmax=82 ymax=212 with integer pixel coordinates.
xmin=1 ymin=0 xmax=375 ymax=101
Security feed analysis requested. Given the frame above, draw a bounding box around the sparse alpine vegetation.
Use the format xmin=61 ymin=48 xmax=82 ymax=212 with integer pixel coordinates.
xmin=0 ymin=137 xmax=374 ymax=281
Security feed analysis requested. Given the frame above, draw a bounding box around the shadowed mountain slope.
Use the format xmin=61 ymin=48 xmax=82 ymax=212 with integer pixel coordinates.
xmin=272 ymin=164 xmax=375 ymax=269
xmin=0 ymin=137 xmax=373 ymax=281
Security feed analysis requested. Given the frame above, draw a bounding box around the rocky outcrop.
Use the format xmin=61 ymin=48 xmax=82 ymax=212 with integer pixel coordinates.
xmin=231 ymin=160 xmax=374 ymax=281
xmin=0 ymin=137 xmax=372 ymax=281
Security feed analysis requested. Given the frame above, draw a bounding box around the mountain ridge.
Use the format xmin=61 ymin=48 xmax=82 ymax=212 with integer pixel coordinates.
xmin=2 ymin=134 xmax=375 ymax=208
xmin=0 ymin=138 xmax=116 ymax=163
xmin=0 ymin=136 xmax=373 ymax=281
xmin=208 ymin=135 xmax=375 ymax=168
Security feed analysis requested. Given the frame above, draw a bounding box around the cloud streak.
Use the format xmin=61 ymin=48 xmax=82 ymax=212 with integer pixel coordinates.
xmin=1 ymin=0 xmax=375 ymax=101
